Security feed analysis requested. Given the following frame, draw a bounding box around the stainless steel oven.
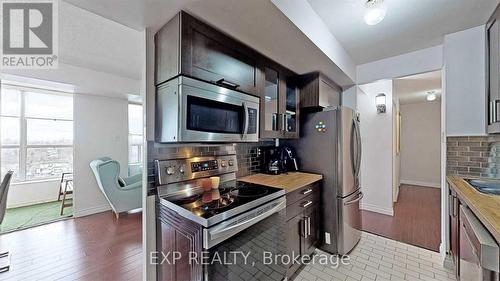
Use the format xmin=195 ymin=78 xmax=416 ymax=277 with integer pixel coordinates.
xmin=459 ymin=206 xmax=499 ymax=281
xmin=156 ymin=76 xmax=260 ymax=143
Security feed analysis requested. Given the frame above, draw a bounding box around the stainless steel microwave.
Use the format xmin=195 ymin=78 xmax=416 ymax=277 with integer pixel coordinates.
xmin=156 ymin=76 xmax=260 ymax=143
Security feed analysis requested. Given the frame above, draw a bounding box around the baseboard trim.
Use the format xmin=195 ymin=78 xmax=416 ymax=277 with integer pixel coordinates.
xmin=74 ymin=204 xmax=111 ymax=218
xmin=7 ymin=198 xmax=60 ymax=209
xmin=400 ymin=180 xmax=440 ymax=188
xmin=360 ymin=203 xmax=394 ymax=216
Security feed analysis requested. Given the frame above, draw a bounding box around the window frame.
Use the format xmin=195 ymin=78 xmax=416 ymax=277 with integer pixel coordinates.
xmin=128 ymin=103 xmax=143 ymax=175
xmin=0 ymin=84 xmax=73 ymax=183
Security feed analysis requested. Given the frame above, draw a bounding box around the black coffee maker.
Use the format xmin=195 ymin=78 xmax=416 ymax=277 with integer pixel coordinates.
xmin=259 ymin=146 xmax=299 ymax=174
xmin=282 ymin=146 xmax=299 ymax=173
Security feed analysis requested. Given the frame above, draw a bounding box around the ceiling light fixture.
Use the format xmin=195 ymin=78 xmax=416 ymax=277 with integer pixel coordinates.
xmin=364 ymin=0 xmax=387 ymax=26
xmin=426 ymin=91 xmax=437 ymax=101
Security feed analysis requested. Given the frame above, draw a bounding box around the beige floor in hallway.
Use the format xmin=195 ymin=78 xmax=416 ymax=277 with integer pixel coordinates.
xmin=296 ymin=232 xmax=456 ymax=281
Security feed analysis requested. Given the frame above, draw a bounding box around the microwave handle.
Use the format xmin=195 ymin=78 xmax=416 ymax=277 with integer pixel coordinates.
xmin=242 ymin=102 xmax=249 ymax=140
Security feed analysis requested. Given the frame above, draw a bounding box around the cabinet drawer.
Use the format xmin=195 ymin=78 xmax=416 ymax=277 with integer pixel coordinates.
xmin=286 ymin=192 xmax=320 ymax=221
xmin=286 ymin=182 xmax=320 ymax=206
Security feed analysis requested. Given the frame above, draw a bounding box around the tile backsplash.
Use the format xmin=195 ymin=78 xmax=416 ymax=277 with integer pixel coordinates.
xmin=446 ymin=136 xmax=500 ymax=178
xmin=147 ymin=141 xmax=274 ymax=193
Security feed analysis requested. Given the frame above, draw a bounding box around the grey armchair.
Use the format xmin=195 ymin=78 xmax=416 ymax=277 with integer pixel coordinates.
xmin=0 ymin=171 xmax=13 ymax=225
xmin=89 ymin=157 xmax=142 ymax=218
xmin=0 ymin=170 xmax=13 ymax=273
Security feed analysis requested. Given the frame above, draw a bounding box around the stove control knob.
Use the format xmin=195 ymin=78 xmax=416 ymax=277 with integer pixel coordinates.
xmin=166 ymin=166 xmax=175 ymax=175
xmin=228 ymin=160 xmax=234 ymax=166
xmin=220 ymin=160 xmax=227 ymax=167
xmin=179 ymin=165 xmax=185 ymax=174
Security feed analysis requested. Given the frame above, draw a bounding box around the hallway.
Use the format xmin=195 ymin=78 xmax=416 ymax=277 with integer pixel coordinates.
xmin=361 ymin=185 xmax=441 ymax=252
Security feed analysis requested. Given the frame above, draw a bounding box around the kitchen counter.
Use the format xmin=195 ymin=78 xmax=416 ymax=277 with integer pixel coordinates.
xmin=239 ymin=172 xmax=323 ymax=193
xmin=447 ymin=175 xmax=500 ymax=242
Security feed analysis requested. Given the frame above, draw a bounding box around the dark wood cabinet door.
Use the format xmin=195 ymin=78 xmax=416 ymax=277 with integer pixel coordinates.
xmin=182 ymin=13 xmax=258 ymax=96
xmin=281 ymin=70 xmax=299 ymax=139
xmin=260 ymin=65 xmax=283 ymax=139
xmin=299 ymin=72 xmax=340 ymax=109
xmin=302 ymin=204 xmax=320 ymax=256
xmin=488 ymin=19 xmax=500 ymax=125
xmin=157 ymin=204 xmax=203 ymax=281
xmin=286 ymin=214 xmax=303 ymax=278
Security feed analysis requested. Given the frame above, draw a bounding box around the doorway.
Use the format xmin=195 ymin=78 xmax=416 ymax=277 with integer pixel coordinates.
xmin=361 ymin=70 xmax=442 ymax=252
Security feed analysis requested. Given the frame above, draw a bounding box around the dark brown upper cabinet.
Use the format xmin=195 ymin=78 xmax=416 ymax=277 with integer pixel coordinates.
xmin=298 ymin=72 xmax=341 ymax=110
xmin=155 ymin=11 xmax=259 ymax=96
xmin=487 ymin=4 xmax=500 ymax=134
xmin=259 ymin=60 xmax=300 ymax=139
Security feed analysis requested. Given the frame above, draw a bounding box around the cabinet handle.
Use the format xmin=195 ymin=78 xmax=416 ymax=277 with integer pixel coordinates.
xmin=301 ymin=218 xmax=307 ymax=238
xmin=301 ymin=189 xmax=312 ymax=195
xmin=301 ymin=201 xmax=312 ymax=208
xmin=490 ymin=100 xmax=500 ymax=124
xmin=216 ymin=78 xmax=239 ymax=89
xmin=281 ymin=113 xmax=286 ymax=133
xmin=490 ymin=101 xmax=495 ymax=124
xmin=307 ymin=217 xmax=311 ymax=236
xmin=302 ymin=216 xmax=310 ymax=238
xmin=284 ymin=113 xmax=289 ymax=132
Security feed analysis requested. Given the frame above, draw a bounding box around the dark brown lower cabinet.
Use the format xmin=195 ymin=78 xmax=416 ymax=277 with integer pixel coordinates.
xmin=285 ymin=182 xmax=321 ymax=278
xmin=287 ymin=214 xmax=304 ymax=276
xmin=449 ymin=187 xmax=460 ymax=280
xmin=157 ymin=202 xmax=203 ymax=281
xmin=303 ymin=204 xmax=320 ymax=256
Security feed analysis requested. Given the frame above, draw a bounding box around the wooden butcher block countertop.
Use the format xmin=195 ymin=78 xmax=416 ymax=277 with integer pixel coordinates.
xmin=447 ymin=175 xmax=500 ymax=242
xmin=239 ymin=172 xmax=323 ymax=193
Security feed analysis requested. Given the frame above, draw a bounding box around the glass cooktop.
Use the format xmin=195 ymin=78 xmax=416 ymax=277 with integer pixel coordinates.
xmin=167 ymin=181 xmax=283 ymax=219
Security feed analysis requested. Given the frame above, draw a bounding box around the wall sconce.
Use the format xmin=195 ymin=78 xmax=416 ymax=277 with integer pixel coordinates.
xmin=375 ymin=93 xmax=386 ymax=113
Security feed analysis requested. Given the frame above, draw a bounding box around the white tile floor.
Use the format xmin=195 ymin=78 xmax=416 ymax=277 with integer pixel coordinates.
xmin=296 ymin=232 xmax=456 ymax=281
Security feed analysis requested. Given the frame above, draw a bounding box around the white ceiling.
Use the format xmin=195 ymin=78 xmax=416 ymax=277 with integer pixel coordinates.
xmin=394 ymin=70 xmax=442 ymax=104
xmin=62 ymin=0 xmax=355 ymax=86
xmin=308 ymin=0 xmax=499 ymax=64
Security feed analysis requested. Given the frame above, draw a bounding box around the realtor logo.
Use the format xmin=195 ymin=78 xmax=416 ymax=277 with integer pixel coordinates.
xmin=0 ymin=0 xmax=58 ymax=68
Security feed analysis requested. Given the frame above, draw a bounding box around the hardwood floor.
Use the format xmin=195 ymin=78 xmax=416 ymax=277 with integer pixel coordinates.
xmin=0 ymin=211 xmax=142 ymax=281
xmin=362 ymin=184 xmax=441 ymax=252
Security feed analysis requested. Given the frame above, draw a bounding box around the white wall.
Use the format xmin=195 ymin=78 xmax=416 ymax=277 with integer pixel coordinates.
xmin=357 ymin=45 xmax=443 ymax=85
xmin=73 ymin=94 xmax=129 ymax=217
xmin=271 ymin=0 xmax=356 ymax=85
xmin=444 ymin=25 xmax=487 ymax=136
xmin=342 ymin=86 xmax=357 ymax=110
xmin=400 ymin=101 xmax=442 ymax=188
xmin=7 ymin=180 xmax=60 ymax=208
xmin=357 ymin=80 xmax=394 ymax=216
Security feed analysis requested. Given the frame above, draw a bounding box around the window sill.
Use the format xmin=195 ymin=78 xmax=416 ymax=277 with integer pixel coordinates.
xmin=11 ymin=178 xmax=62 ymax=186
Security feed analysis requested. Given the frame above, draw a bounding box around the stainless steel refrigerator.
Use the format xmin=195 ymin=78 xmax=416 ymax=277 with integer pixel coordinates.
xmin=296 ymin=107 xmax=362 ymax=255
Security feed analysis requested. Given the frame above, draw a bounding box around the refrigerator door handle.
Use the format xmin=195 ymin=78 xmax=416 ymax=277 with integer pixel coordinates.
xmin=344 ymin=192 xmax=364 ymax=205
xmin=350 ymin=119 xmax=357 ymax=177
xmin=354 ymin=119 xmax=362 ymax=178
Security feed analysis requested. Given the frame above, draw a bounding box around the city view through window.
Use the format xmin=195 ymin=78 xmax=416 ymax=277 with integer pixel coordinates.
xmin=0 ymin=85 xmax=73 ymax=182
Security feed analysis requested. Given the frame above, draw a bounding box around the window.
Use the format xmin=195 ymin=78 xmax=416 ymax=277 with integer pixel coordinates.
xmin=0 ymin=84 xmax=73 ymax=182
xmin=128 ymin=104 xmax=143 ymax=176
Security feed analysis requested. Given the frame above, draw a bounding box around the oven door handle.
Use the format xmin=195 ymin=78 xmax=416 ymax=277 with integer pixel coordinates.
xmin=208 ymin=199 xmax=286 ymax=242
xmin=242 ymin=102 xmax=249 ymax=140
